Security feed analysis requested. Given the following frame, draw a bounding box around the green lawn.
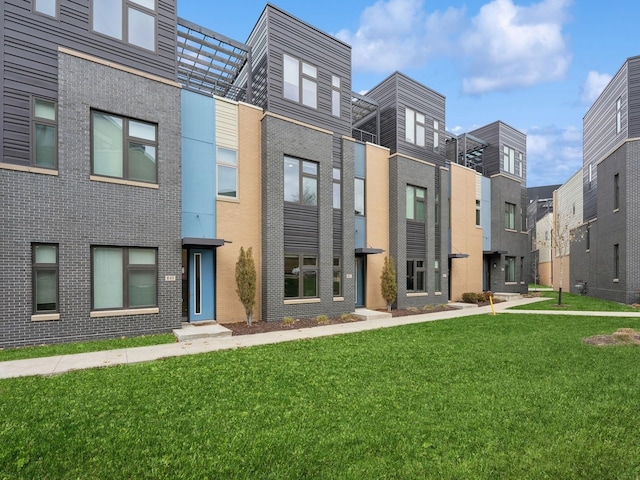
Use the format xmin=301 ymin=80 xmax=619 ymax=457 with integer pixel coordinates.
xmin=528 ymin=283 xmax=551 ymax=290
xmin=511 ymin=291 xmax=639 ymax=312
xmin=2 ymin=314 xmax=640 ymax=479
xmin=0 ymin=334 xmax=176 ymax=362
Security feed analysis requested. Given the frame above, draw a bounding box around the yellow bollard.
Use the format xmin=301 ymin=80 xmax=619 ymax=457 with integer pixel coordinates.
xmin=489 ymin=294 xmax=496 ymax=315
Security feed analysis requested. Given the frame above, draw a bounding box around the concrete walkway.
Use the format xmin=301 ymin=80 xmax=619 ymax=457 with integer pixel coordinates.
xmin=2 ymin=296 xmax=639 ymax=379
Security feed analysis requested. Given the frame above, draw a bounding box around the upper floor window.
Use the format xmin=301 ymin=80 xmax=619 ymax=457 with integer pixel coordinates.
xmin=475 ymin=199 xmax=481 ymax=226
xmin=32 ymin=98 xmax=57 ymax=169
xmin=406 ymin=185 xmax=425 ymax=221
xmin=92 ymin=0 xmax=156 ymax=51
xmin=33 ymin=244 xmax=58 ymax=314
xmin=614 ymin=244 xmax=620 ymax=280
xmin=588 ymin=164 xmax=593 ymax=190
xmin=332 ymin=76 xmax=341 ymax=117
xmin=433 ymin=120 xmax=440 ymax=153
xmin=217 ymin=147 xmax=237 ymax=198
xmin=354 ymin=178 xmax=365 ymax=216
xmin=283 ymin=54 xmax=317 ymax=109
xmin=505 ymin=202 xmax=516 ymax=230
xmin=333 ymin=168 xmax=341 ymax=209
xmin=33 ymin=0 xmax=57 ymax=17
xmin=616 ymin=96 xmax=622 ymax=134
xmin=405 ymin=108 xmax=425 ymax=146
xmin=614 ymin=173 xmax=620 ymax=210
xmin=92 ymin=111 xmax=158 ymax=184
xmin=284 ymin=157 xmax=317 ymax=205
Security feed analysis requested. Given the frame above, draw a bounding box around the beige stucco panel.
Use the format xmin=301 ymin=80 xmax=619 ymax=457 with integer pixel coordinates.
xmin=365 ymin=143 xmax=390 ymax=310
xmin=449 ymin=163 xmax=483 ymax=300
xmin=216 ymin=102 xmax=262 ymax=323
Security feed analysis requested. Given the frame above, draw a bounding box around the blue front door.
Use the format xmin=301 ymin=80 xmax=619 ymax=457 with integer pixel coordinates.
xmin=355 ymin=256 xmax=365 ymax=307
xmin=189 ymin=249 xmax=215 ymax=322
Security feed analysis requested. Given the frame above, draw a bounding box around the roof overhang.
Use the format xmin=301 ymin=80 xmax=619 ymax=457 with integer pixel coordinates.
xmin=448 ymin=253 xmax=469 ymax=259
xmin=483 ymin=250 xmax=507 ymax=255
xmin=355 ymin=247 xmax=384 ymax=255
xmin=182 ymin=237 xmax=226 ymax=248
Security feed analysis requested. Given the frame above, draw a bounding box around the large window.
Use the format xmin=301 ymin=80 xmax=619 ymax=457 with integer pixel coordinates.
xmin=503 ymin=145 xmax=524 ymax=177
xmin=33 ymin=0 xmax=57 ymax=17
xmin=405 ymin=108 xmax=425 ymax=146
xmin=407 ymin=259 xmax=426 ymax=292
xmin=92 ymin=0 xmax=156 ymax=51
xmin=92 ymin=247 xmax=157 ymax=310
xmin=505 ymin=256 xmax=516 ymax=283
xmin=505 ymin=202 xmax=516 ymax=230
xmin=32 ymin=98 xmax=57 ymax=169
xmin=354 ymin=178 xmax=365 ymax=215
xmin=284 ymin=254 xmax=318 ymax=299
xmin=92 ymin=111 xmax=158 ymax=183
xmin=217 ymin=147 xmax=237 ymax=198
xmin=332 ymin=76 xmax=341 ymax=117
xmin=284 ymin=157 xmax=317 ymax=205
xmin=283 ymin=54 xmax=317 ymax=109
xmin=406 ymin=185 xmax=426 ymax=221
xmin=333 ymin=257 xmax=342 ymax=297
xmin=33 ymin=244 xmax=58 ymax=313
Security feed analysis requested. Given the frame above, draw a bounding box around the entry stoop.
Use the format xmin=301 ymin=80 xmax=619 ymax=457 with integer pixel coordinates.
xmin=173 ymin=322 xmax=232 ymax=342
xmin=353 ymin=308 xmax=393 ymax=321
xmin=493 ymin=292 xmax=522 ymax=302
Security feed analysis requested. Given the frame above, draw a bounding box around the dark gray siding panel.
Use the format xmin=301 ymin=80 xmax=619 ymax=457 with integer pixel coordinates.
xmin=284 ymin=203 xmax=319 ymax=253
xmin=628 ymin=57 xmax=640 ymax=138
xmin=2 ymin=0 xmax=177 ymax=165
xmin=365 ymin=74 xmax=398 ymax=153
xmin=583 ymin=61 xmax=628 ymax=221
xmin=469 ymin=121 xmax=526 ymax=186
xmin=406 ymin=222 xmax=426 ymax=258
xmin=261 ymin=5 xmax=352 ymax=137
xmin=237 ymin=8 xmax=268 ymax=109
xmin=333 ymin=210 xmax=342 ymax=253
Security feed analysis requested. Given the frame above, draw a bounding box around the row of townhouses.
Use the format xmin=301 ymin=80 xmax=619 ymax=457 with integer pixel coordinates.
xmin=1 ymin=1 xmax=529 ymax=348
xmin=541 ymin=55 xmax=640 ymax=305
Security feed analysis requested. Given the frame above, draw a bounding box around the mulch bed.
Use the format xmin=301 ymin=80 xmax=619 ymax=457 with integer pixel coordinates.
xmin=583 ymin=328 xmax=640 ymax=346
xmin=224 ymin=304 xmax=457 ymax=336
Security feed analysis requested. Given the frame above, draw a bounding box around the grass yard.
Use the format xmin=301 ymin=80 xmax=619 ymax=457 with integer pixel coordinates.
xmin=2 ymin=314 xmax=640 ymax=479
xmin=512 ymin=291 xmax=639 ymax=312
xmin=0 ymin=334 xmax=176 ymax=362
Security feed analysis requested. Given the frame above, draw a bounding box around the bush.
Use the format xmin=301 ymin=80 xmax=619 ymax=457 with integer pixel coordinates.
xmin=477 ymin=293 xmax=487 ymax=303
xmin=462 ymin=292 xmax=479 ymax=304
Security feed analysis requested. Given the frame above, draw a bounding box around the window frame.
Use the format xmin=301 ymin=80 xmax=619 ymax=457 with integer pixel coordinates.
xmin=406 ymin=185 xmax=426 ymax=222
xmin=284 ymin=253 xmax=318 ymax=299
xmin=216 ymin=146 xmax=238 ymax=199
xmin=354 ymin=177 xmax=365 ymax=216
xmin=614 ymin=244 xmax=620 ymax=280
xmin=284 ymin=156 xmax=318 ymax=206
xmin=505 ymin=256 xmax=516 ymax=283
xmin=405 ymin=107 xmax=426 ymax=146
xmin=433 ymin=119 xmax=440 ymax=153
xmin=91 ymin=0 xmax=157 ymax=52
xmin=32 ymin=97 xmax=58 ymax=169
xmin=332 ymin=168 xmax=341 ymax=209
xmin=333 ymin=256 xmax=342 ymax=297
xmin=505 ymin=202 xmax=516 ymax=230
xmin=32 ymin=243 xmax=59 ymax=314
xmin=33 ymin=0 xmax=58 ymax=18
xmin=406 ymin=259 xmax=426 ymax=292
xmin=282 ymin=53 xmax=318 ymax=109
xmin=475 ymin=199 xmax=481 ymax=226
xmin=614 ymin=173 xmax=620 ymax=211
xmin=616 ymin=96 xmax=622 ymax=134
xmin=91 ymin=110 xmax=158 ymax=184
xmin=91 ymin=246 xmax=158 ymax=311
xmin=331 ymin=75 xmax=341 ymax=117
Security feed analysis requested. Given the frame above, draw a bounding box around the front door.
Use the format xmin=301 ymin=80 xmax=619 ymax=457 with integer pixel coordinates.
xmin=355 ymin=256 xmax=365 ymax=307
xmin=188 ymin=249 xmax=215 ymax=322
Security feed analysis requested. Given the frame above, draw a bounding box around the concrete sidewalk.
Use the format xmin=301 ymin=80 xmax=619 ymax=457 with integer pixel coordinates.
xmin=2 ymin=296 xmax=636 ymax=379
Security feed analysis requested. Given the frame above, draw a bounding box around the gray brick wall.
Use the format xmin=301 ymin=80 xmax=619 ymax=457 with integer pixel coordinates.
xmin=261 ymin=115 xmax=354 ymax=321
xmin=0 ymin=52 xmax=182 ymax=348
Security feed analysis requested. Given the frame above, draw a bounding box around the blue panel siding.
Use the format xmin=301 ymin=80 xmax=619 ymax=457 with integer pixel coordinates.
xmin=181 ymin=90 xmax=216 ymax=239
xmin=188 ymin=249 xmax=215 ymax=321
xmin=355 ymin=216 xmax=366 ymax=248
xmin=481 ymin=176 xmax=492 ymax=251
xmin=355 ymin=142 xmax=366 ymax=178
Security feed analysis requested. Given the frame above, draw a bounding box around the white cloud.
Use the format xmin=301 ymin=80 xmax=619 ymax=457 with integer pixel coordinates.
xmin=525 ymin=125 xmax=582 ymax=186
xmin=338 ymin=0 xmax=573 ymax=93
xmin=461 ymin=0 xmax=572 ymax=94
xmin=580 ymin=71 xmax=612 ymax=104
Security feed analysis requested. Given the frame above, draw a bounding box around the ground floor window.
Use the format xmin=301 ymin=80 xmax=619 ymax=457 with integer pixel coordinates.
xmin=505 ymin=256 xmax=516 ymax=283
xmin=333 ymin=256 xmax=342 ymax=296
xmin=406 ymin=259 xmax=425 ymax=292
xmin=434 ymin=259 xmax=441 ymax=292
xmin=284 ymin=254 xmax=318 ymax=298
xmin=92 ymin=246 xmax=157 ymax=310
xmin=33 ymin=243 xmax=58 ymax=313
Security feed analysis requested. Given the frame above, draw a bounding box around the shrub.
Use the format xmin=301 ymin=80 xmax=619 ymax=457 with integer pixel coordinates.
xmin=380 ymin=256 xmax=397 ymax=312
xmin=316 ymin=315 xmax=329 ymax=325
xmin=283 ymin=317 xmax=295 ymax=325
xmin=462 ymin=292 xmax=479 ymax=304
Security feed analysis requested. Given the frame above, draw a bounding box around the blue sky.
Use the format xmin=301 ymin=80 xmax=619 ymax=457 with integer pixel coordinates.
xmin=178 ymin=0 xmax=638 ymax=187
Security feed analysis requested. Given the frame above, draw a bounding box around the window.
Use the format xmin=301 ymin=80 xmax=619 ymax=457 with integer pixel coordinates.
xmin=434 ymin=192 xmax=440 ymax=225
xmin=354 ymin=178 xmax=365 ymax=215
xmin=475 ymin=199 xmax=481 ymax=226
xmin=32 ymin=98 xmax=57 ymax=169
xmin=614 ymin=244 xmax=619 ymax=280
xmin=331 ymin=76 xmax=341 ymax=117
xmin=333 ymin=168 xmax=341 ymax=209
xmin=284 ymin=157 xmax=317 ymax=205
xmin=92 ymin=111 xmax=158 ymax=183
xmin=405 ymin=108 xmax=425 ymax=146
xmin=406 ymin=185 xmax=426 ymax=221
xmin=333 ymin=257 xmax=342 ymax=296
xmin=92 ymin=0 xmax=156 ymax=51
xmin=505 ymin=256 xmax=516 ymax=283
xmin=407 ymin=259 xmax=426 ymax=292
xmin=217 ymin=147 xmax=237 ymax=198
xmin=434 ymin=259 xmax=441 ymax=292
xmin=586 ymin=226 xmax=591 ymax=251
xmin=503 ymin=145 xmax=515 ymax=175
xmin=92 ymin=247 xmax=157 ymax=310
xmin=520 ymin=257 xmax=524 ymax=283
xmin=284 ymin=254 xmax=317 ymax=298
xmin=433 ymin=120 xmax=439 ymax=153
xmin=34 ymin=0 xmax=57 ymax=17
xmin=505 ymin=202 xmax=516 ymax=230
xmin=283 ymin=54 xmax=317 ymax=108
xmin=614 ymin=173 xmax=620 ymax=210
xmin=588 ymin=164 xmax=593 ymax=191
xmin=515 ymin=152 xmax=523 ymax=177
xmin=33 ymin=244 xmax=58 ymax=313
xmin=616 ymin=96 xmax=622 ymax=134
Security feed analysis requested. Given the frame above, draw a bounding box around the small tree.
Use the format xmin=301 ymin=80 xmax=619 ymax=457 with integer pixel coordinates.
xmin=235 ymin=247 xmax=256 ymax=326
xmin=380 ymin=256 xmax=397 ymax=312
